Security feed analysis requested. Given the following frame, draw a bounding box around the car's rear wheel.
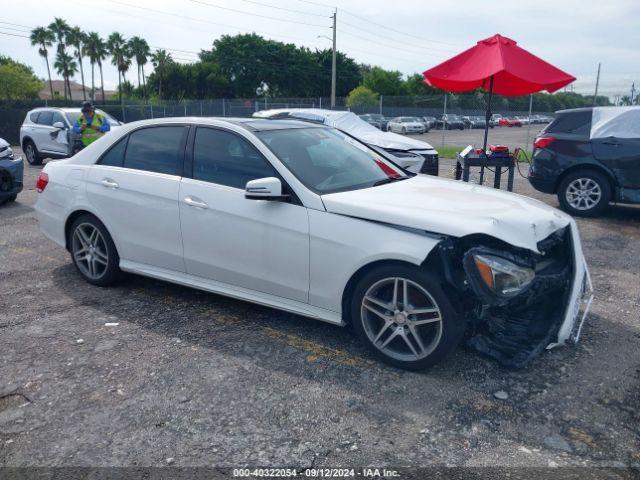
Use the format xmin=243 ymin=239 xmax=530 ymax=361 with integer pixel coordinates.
xmin=69 ymin=214 xmax=122 ymax=286
xmin=350 ymin=264 xmax=464 ymax=370
xmin=23 ymin=140 xmax=42 ymax=166
xmin=558 ymin=170 xmax=611 ymax=217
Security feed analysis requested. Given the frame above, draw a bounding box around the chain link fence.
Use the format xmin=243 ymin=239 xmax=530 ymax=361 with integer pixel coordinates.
xmin=1 ymin=94 xmax=553 ymax=148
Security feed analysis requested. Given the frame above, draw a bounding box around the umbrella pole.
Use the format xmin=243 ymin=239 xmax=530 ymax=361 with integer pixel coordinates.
xmin=483 ymin=75 xmax=494 ymax=152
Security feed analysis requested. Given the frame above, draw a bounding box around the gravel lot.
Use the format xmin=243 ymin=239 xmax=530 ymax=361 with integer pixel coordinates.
xmin=1 ymin=147 xmax=639 ymax=472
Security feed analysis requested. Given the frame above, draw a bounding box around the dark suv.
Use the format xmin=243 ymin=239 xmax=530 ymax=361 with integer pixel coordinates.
xmin=528 ymin=107 xmax=640 ymax=216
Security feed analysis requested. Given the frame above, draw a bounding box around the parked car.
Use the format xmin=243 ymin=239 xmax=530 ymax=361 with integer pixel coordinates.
xmin=515 ymin=116 xmax=530 ymax=125
xmin=359 ymin=114 xmax=389 ymax=132
xmin=35 ymin=117 xmax=591 ymax=369
xmin=0 ymin=137 xmax=23 ymax=205
xmin=435 ymin=114 xmax=465 ymax=130
xmin=529 ymin=106 xmax=640 ymax=216
xmin=498 ymin=117 xmax=522 ymax=127
xmin=491 ymin=114 xmax=503 ymax=124
xmin=422 ymin=116 xmax=437 ymax=129
xmin=20 ymin=107 xmax=122 ymax=165
xmin=387 ymin=117 xmax=426 ymax=135
xmin=412 ymin=117 xmax=431 ymax=132
xmin=467 ymin=115 xmax=493 ymax=129
xmin=254 ymin=109 xmax=438 ymax=175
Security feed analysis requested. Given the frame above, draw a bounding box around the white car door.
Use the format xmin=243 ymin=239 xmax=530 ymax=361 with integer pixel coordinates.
xmin=179 ymin=126 xmax=310 ymax=302
xmin=31 ymin=111 xmax=63 ymax=155
xmin=85 ymin=125 xmax=187 ymax=272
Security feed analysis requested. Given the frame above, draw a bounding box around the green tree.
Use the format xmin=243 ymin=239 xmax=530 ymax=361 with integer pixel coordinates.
xmin=107 ymin=32 xmax=131 ymax=102
xmin=362 ymin=67 xmax=407 ymax=96
xmin=404 ymin=73 xmax=439 ymax=96
xmin=0 ymin=56 xmax=43 ymax=99
xmin=30 ymin=27 xmax=55 ymax=99
xmin=151 ymin=49 xmax=173 ymax=101
xmin=53 ymin=50 xmax=77 ymax=100
xmin=67 ymin=26 xmax=87 ymax=100
xmin=48 ymin=17 xmax=71 ymax=98
xmin=346 ymin=85 xmax=379 ymax=108
xmin=85 ymin=32 xmax=107 ymax=102
xmin=128 ymin=36 xmax=151 ymax=94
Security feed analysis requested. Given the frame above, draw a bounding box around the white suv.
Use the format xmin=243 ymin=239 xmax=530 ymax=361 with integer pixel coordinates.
xmin=20 ymin=107 xmax=121 ymax=165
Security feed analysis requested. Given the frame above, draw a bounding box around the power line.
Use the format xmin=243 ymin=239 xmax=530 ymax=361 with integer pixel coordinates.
xmin=338 ymin=29 xmax=451 ymax=59
xmin=207 ymin=0 xmax=327 ymax=19
xmin=185 ymin=0 xmax=329 ymax=28
xmin=338 ymin=18 xmax=459 ymax=55
xmin=105 ymin=0 xmax=327 ymax=47
xmin=340 ymin=10 xmax=464 ymax=48
xmin=0 ymin=30 xmax=29 ymax=39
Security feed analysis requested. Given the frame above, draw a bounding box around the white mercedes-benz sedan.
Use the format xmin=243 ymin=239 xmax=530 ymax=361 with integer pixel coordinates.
xmin=35 ymin=117 xmax=592 ymax=370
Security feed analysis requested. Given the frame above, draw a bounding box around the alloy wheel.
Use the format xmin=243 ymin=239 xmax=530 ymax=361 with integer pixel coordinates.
xmin=25 ymin=144 xmax=36 ymax=164
xmin=72 ymin=223 xmax=109 ymax=280
xmin=566 ymin=178 xmax=601 ymax=211
xmin=360 ymin=277 xmax=443 ymax=362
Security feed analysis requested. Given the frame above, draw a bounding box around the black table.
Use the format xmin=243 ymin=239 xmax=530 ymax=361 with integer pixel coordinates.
xmin=455 ymin=153 xmax=515 ymax=191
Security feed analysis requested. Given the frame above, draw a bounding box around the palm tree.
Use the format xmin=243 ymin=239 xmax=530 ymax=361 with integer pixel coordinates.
xmin=54 ymin=50 xmax=77 ymax=100
xmin=151 ymin=49 xmax=172 ymax=101
xmin=107 ymin=32 xmax=131 ymax=102
xmin=84 ymin=32 xmax=105 ymax=101
xmin=128 ymin=36 xmax=151 ymax=95
xmin=67 ymin=26 xmax=88 ymax=100
xmin=30 ymin=27 xmax=55 ymax=99
xmin=48 ymin=18 xmax=70 ymax=97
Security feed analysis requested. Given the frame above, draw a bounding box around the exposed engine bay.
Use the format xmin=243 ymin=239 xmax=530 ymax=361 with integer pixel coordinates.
xmin=433 ymin=227 xmax=575 ymax=368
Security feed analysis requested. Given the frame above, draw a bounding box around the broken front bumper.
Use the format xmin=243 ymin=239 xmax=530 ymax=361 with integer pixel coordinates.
xmin=463 ymin=221 xmax=593 ymax=368
xmin=0 ymin=155 xmax=24 ymax=201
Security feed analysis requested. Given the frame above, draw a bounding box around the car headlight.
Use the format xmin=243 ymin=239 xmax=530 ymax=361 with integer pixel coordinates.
xmin=468 ymin=252 xmax=535 ymax=299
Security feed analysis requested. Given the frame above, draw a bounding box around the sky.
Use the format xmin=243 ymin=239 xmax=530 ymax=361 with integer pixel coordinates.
xmin=1 ymin=0 xmax=638 ymax=99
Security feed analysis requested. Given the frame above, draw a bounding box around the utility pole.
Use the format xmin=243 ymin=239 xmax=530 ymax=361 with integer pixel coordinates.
xmin=592 ymin=63 xmax=601 ymax=106
xmin=331 ymin=9 xmax=337 ymax=109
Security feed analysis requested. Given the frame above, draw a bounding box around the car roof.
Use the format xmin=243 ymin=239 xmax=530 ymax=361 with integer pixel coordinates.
xmin=555 ymin=107 xmax=593 ymax=115
xmin=114 ymin=116 xmax=323 ymax=132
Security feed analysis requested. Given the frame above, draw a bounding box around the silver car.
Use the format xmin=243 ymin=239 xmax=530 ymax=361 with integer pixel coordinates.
xmin=387 ymin=117 xmax=426 ymax=135
xmin=20 ymin=107 xmax=122 ymax=165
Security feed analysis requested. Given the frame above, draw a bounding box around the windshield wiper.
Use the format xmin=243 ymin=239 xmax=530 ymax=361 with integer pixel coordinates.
xmin=372 ymin=176 xmax=409 ymax=187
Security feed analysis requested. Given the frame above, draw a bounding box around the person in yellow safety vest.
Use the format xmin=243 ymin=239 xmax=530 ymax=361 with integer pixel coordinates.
xmin=73 ymin=101 xmax=110 ymax=147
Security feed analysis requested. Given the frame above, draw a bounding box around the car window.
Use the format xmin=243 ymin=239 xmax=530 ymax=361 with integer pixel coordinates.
xmin=257 ymin=127 xmax=405 ymax=194
xmin=193 ymin=128 xmax=276 ymax=189
xmin=545 ymin=111 xmax=592 ymax=135
xmin=37 ymin=111 xmax=53 ymax=126
xmin=29 ymin=112 xmax=40 ymax=123
xmin=98 ymin=136 xmax=128 ymax=167
xmin=52 ymin=112 xmax=66 ymax=126
xmin=124 ymin=126 xmax=185 ymax=175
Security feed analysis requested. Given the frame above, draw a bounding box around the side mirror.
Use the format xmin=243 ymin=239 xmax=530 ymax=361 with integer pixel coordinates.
xmin=245 ymin=177 xmax=289 ymax=201
xmin=53 ymin=121 xmax=66 ymax=130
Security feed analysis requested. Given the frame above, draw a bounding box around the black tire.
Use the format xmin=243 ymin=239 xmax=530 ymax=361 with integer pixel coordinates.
xmin=557 ymin=169 xmax=612 ymax=217
xmin=350 ymin=264 xmax=464 ymax=371
xmin=401 ymin=127 xmax=407 ymax=135
xmin=6 ymin=194 xmax=17 ymax=203
xmin=23 ymin=140 xmax=42 ymax=166
xmin=69 ymin=214 xmax=122 ymax=286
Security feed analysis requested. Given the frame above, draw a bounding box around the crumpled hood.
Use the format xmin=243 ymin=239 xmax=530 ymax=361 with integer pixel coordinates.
xmin=349 ymin=129 xmax=435 ymax=151
xmin=321 ymin=175 xmax=572 ymax=252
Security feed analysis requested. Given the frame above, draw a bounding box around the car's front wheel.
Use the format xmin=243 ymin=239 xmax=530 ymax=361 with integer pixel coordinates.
xmin=69 ymin=214 xmax=122 ymax=286
xmin=351 ymin=264 xmax=464 ymax=370
xmin=401 ymin=127 xmax=407 ymax=134
xmin=557 ymin=169 xmax=611 ymax=217
xmin=23 ymin=140 xmax=42 ymax=166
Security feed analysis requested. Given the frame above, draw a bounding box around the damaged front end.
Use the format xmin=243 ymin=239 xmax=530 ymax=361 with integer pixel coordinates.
xmin=436 ymin=225 xmax=591 ymax=368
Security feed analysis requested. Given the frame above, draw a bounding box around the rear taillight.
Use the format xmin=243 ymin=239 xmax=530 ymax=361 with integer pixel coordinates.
xmin=36 ymin=172 xmax=49 ymax=193
xmin=534 ymin=136 xmax=555 ymax=150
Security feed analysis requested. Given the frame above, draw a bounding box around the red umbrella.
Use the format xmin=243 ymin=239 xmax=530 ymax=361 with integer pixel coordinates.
xmin=423 ymin=34 xmax=575 ymax=149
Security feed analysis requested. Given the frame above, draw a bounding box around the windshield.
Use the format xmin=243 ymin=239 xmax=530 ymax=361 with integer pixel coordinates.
xmin=369 ymin=114 xmax=384 ymax=120
xmin=257 ymin=127 xmax=405 ymax=194
xmin=65 ymin=110 xmax=120 ymax=126
xmin=447 ymin=115 xmax=461 ymax=121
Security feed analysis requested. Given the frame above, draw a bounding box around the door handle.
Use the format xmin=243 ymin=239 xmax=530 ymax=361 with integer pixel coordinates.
xmin=184 ymin=196 xmax=208 ymax=209
xmin=101 ymin=178 xmax=119 ymax=189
